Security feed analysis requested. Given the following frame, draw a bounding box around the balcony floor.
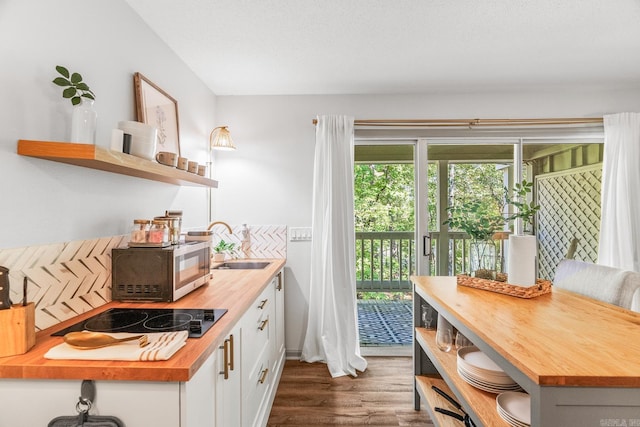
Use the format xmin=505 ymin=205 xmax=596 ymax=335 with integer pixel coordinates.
xmin=357 ymin=299 xmax=412 ymax=347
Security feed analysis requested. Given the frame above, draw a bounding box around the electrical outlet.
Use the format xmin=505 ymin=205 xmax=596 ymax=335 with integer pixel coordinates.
xmin=289 ymin=227 xmax=312 ymax=241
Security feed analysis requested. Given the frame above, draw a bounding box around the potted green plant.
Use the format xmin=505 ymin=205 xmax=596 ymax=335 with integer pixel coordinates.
xmin=213 ymin=240 xmax=236 ymax=262
xmin=444 ymin=180 xmax=540 ymax=279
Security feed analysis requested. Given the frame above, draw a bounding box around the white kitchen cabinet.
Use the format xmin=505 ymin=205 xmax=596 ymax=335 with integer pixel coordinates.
xmin=216 ymin=324 xmax=241 ymax=427
xmin=0 ymin=378 xmax=182 ymax=426
xmin=0 ymin=266 xmax=286 ymax=427
xmin=0 ymin=346 xmax=216 ymax=427
xmin=181 ymin=350 xmax=217 ymax=427
xmin=241 ymin=268 xmax=286 ymax=427
xmin=242 ymin=280 xmax=274 ymax=427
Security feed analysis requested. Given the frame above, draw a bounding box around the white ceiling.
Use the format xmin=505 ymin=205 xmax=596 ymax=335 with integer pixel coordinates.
xmin=125 ymin=0 xmax=640 ymax=96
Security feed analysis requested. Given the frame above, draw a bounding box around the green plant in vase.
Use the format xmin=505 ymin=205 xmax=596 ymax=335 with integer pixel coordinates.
xmin=444 ymin=201 xmax=504 ymax=279
xmin=444 ymin=179 xmax=541 ymax=280
xmin=52 ymin=65 xmax=97 ymax=144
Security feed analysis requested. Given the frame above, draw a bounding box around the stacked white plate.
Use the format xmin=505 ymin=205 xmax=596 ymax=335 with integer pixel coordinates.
xmin=496 ymin=391 xmax=531 ymax=427
xmin=456 ymin=346 xmax=522 ymax=394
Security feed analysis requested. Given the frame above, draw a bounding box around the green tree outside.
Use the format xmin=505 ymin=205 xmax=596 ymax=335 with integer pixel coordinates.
xmin=354 ymin=161 xmax=506 ymax=293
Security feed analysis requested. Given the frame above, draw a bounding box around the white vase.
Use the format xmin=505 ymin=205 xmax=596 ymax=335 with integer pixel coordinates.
xmin=70 ymin=99 xmax=97 ymax=144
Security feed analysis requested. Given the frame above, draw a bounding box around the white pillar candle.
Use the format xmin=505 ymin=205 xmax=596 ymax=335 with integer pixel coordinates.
xmin=507 ymin=235 xmax=537 ymax=286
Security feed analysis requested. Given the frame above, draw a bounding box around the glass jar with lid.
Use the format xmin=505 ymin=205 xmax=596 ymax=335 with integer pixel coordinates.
xmin=154 ymin=216 xmax=180 ymax=245
xmin=130 ymin=219 xmax=150 ymax=243
xmin=148 ymin=220 xmax=169 ymax=244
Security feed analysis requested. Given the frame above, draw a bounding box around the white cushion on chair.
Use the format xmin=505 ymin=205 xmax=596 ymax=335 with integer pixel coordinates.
xmin=631 ymin=288 xmax=640 ymax=313
xmin=553 ymin=259 xmax=640 ymax=310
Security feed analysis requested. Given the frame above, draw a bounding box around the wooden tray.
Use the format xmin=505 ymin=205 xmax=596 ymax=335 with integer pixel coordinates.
xmin=457 ymin=274 xmax=552 ymax=299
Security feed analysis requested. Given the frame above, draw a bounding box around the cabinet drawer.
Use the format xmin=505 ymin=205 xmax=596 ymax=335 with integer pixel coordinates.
xmin=243 ymin=312 xmax=270 ymax=366
xmin=242 ymin=285 xmax=273 ymax=369
xmin=243 ymin=346 xmax=271 ymax=427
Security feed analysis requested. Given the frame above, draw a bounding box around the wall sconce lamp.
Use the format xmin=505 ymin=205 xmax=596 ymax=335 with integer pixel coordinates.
xmin=209 ymin=126 xmax=236 ymax=151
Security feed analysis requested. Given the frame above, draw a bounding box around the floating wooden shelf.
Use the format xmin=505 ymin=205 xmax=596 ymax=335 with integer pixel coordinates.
xmin=17 ymin=140 xmax=218 ymax=188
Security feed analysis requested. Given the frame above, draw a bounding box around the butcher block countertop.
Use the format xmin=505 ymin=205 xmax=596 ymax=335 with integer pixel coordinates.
xmin=0 ymin=258 xmax=285 ymax=382
xmin=413 ymin=276 xmax=640 ymax=387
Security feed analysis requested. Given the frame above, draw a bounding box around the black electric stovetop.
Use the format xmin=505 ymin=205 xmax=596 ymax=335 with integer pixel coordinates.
xmin=52 ymin=307 xmax=227 ymax=338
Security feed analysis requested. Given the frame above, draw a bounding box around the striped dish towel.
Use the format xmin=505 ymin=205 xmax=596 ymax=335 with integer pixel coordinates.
xmin=44 ymin=331 xmax=188 ymax=361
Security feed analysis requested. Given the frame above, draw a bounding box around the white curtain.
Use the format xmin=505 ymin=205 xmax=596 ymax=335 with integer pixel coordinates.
xmin=598 ymin=112 xmax=640 ymax=272
xmin=300 ymin=115 xmax=367 ymax=378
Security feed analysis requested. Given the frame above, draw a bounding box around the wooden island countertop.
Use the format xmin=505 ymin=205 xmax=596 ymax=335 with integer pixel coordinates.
xmin=413 ymin=275 xmax=640 ymax=387
xmin=0 ymin=259 xmax=286 ymax=382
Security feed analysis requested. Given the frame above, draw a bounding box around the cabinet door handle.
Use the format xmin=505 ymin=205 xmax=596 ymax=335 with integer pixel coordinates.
xmin=258 ymin=299 xmax=268 ymax=309
xmin=259 ymin=318 xmax=269 ymax=331
xmin=276 ymin=272 xmax=283 ymax=291
xmin=220 ymin=338 xmax=230 ymax=379
xmin=229 ymin=334 xmax=235 ymax=371
xmin=258 ymin=368 xmax=269 ymax=384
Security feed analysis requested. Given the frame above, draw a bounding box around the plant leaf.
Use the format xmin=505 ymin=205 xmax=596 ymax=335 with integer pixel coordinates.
xmin=62 ymin=87 xmax=77 ymax=98
xmin=70 ymin=72 xmax=83 ymax=84
xmin=71 ymin=96 xmax=82 ymax=106
xmin=81 ymin=93 xmax=95 ymax=100
xmin=52 ymin=77 xmax=71 ymax=87
xmin=76 ymin=82 xmax=90 ymax=90
xmin=55 ymin=65 xmax=69 ymax=78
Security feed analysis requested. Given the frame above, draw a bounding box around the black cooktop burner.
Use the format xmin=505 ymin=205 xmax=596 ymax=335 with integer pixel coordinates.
xmin=52 ymin=308 xmax=227 ymax=338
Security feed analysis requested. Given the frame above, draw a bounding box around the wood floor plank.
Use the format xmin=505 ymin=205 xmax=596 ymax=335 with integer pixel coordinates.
xmin=268 ymin=356 xmax=434 ymax=426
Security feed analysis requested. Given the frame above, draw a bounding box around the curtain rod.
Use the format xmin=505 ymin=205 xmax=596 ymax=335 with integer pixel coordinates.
xmin=311 ymin=117 xmax=604 ymax=127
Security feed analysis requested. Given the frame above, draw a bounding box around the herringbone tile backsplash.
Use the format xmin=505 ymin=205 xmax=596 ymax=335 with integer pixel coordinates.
xmin=0 ymin=225 xmax=287 ymax=331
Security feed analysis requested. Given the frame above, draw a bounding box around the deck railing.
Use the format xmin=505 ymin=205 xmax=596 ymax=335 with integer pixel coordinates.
xmin=355 ymin=231 xmax=415 ymax=292
xmin=355 ymin=231 xmax=502 ymax=292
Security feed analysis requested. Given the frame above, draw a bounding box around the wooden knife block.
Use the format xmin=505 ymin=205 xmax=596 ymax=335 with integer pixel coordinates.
xmin=0 ymin=302 xmax=35 ymax=357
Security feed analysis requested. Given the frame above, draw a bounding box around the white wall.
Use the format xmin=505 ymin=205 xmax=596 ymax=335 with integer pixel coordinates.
xmin=215 ymin=89 xmax=640 ymax=355
xmin=0 ymin=0 xmax=216 ymax=249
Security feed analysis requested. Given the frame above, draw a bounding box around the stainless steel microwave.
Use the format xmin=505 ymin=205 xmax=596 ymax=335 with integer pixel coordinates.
xmin=111 ymin=241 xmax=211 ymax=302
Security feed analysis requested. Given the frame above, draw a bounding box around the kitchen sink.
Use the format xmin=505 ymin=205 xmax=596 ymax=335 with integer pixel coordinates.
xmin=212 ymin=261 xmax=271 ymax=270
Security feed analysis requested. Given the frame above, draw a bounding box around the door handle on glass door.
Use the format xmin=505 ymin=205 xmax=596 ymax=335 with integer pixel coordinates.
xmin=423 ymin=234 xmax=434 ymax=260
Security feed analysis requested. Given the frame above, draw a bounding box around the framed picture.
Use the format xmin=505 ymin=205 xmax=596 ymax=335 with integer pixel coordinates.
xmin=134 ymin=72 xmax=181 ymax=156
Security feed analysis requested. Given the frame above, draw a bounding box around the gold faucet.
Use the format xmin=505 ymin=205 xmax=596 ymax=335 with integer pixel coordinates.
xmin=207 ymin=221 xmax=233 ymax=234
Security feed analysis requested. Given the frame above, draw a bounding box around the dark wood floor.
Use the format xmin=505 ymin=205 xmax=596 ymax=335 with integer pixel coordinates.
xmin=267 ymin=356 xmax=434 ymax=426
